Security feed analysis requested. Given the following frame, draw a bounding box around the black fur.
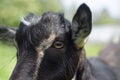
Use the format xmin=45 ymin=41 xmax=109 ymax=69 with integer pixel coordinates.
xmin=10 ymin=11 xmax=81 ymax=80
xmin=0 ymin=3 xmax=116 ymax=80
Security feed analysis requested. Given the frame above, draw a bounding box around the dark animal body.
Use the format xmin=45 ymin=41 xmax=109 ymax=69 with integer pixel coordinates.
xmin=0 ymin=3 xmax=117 ymax=80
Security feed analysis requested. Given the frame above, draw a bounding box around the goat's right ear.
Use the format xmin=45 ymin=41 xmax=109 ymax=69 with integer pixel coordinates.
xmin=0 ymin=27 xmax=17 ymax=41
xmin=72 ymin=3 xmax=92 ymax=48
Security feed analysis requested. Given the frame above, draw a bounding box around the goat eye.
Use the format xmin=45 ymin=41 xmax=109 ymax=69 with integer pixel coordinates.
xmin=53 ymin=41 xmax=64 ymax=49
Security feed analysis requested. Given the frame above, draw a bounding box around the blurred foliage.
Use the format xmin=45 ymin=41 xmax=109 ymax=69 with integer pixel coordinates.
xmin=0 ymin=41 xmax=16 ymax=80
xmin=93 ymin=9 xmax=120 ymax=25
xmin=85 ymin=43 xmax=103 ymax=57
xmin=0 ymin=0 xmax=63 ymax=27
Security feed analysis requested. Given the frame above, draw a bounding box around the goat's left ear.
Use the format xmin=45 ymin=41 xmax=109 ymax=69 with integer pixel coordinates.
xmin=0 ymin=27 xmax=17 ymax=41
xmin=72 ymin=3 xmax=92 ymax=48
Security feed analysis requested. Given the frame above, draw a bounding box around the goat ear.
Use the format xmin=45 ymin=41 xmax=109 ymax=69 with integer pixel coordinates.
xmin=72 ymin=3 xmax=92 ymax=48
xmin=0 ymin=27 xmax=17 ymax=41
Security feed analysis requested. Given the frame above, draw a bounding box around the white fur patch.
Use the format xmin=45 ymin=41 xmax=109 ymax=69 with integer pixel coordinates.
xmin=35 ymin=29 xmax=56 ymax=58
xmin=36 ymin=32 xmax=56 ymax=52
xmin=21 ymin=17 xmax=31 ymax=26
xmin=41 ymin=33 xmax=55 ymax=48
xmin=34 ymin=32 xmax=56 ymax=79
xmin=8 ymin=28 xmax=16 ymax=34
xmin=72 ymin=74 xmax=76 ymax=80
xmin=33 ymin=51 xmax=44 ymax=80
xmin=21 ymin=16 xmax=41 ymax=26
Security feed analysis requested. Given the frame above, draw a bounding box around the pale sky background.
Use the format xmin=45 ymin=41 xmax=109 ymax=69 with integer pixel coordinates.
xmin=62 ymin=0 xmax=120 ymax=18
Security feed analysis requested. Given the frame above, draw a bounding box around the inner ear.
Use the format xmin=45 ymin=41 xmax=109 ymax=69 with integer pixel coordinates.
xmin=72 ymin=3 xmax=92 ymax=48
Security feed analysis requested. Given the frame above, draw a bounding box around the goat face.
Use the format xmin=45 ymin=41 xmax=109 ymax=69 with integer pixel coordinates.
xmin=9 ymin=3 xmax=92 ymax=80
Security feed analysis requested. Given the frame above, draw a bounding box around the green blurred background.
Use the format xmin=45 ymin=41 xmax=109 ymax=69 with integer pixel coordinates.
xmin=0 ymin=0 xmax=119 ymax=79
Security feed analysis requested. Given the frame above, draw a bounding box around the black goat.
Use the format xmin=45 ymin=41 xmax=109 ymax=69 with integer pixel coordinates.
xmin=0 ymin=4 xmax=117 ymax=80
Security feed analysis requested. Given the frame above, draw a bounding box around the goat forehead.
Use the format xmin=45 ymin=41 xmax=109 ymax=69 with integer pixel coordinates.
xmin=18 ymin=12 xmax=70 ymax=45
xmin=42 ymin=12 xmax=71 ymax=33
xmin=41 ymin=12 xmax=62 ymax=21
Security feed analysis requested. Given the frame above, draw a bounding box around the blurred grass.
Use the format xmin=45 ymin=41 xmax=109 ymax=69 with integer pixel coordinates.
xmin=85 ymin=43 xmax=103 ymax=57
xmin=0 ymin=0 xmax=63 ymax=27
xmin=0 ymin=42 xmax=103 ymax=79
xmin=0 ymin=42 xmax=16 ymax=80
